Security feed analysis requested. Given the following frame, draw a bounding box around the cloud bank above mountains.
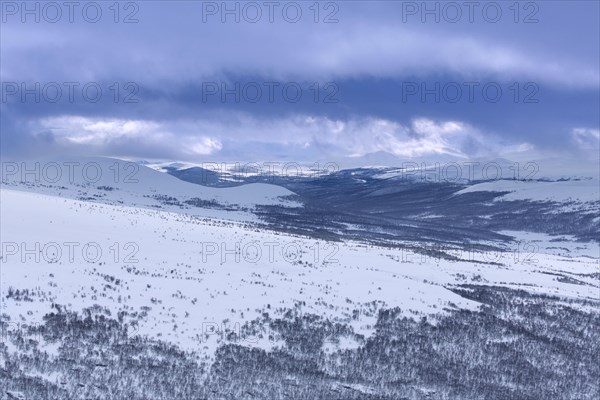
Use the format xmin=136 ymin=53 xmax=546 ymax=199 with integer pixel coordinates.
xmin=1 ymin=1 xmax=598 ymax=163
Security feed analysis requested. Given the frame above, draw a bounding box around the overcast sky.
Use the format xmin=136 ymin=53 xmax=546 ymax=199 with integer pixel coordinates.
xmin=1 ymin=0 xmax=599 ymax=164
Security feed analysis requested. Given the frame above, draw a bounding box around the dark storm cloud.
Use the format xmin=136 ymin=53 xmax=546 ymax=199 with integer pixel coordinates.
xmin=1 ymin=0 xmax=598 ymax=162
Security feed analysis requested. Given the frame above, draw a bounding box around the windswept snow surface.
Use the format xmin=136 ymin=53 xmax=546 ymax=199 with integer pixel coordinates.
xmin=2 ymin=186 xmax=598 ymax=360
xmin=455 ymin=178 xmax=600 ymax=203
xmin=0 ymin=157 xmax=300 ymax=223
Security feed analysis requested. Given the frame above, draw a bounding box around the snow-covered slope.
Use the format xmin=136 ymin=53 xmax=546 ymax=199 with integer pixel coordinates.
xmin=1 ymin=157 xmax=300 ymax=221
xmin=1 ymin=187 xmax=597 ymax=360
xmin=455 ymin=178 xmax=599 ymax=203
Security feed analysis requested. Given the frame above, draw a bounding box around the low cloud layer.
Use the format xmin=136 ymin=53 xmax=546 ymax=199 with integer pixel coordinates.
xmin=12 ymin=113 xmax=593 ymax=164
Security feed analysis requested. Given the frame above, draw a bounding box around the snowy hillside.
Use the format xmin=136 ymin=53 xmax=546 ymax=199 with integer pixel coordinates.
xmin=2 ymin=185 xmax=598 ymax=353
xmin=455 ymin=178 xmax=600 ymax=203
xmin=1 ymin=157 xmax=599 ymax=399
xmin=1 ymin=157 xmax=300 ymax=222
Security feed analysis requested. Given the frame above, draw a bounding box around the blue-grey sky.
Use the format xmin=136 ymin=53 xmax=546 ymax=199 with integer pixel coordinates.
xmin=1 ymin=0 xmax=599 ymax=163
